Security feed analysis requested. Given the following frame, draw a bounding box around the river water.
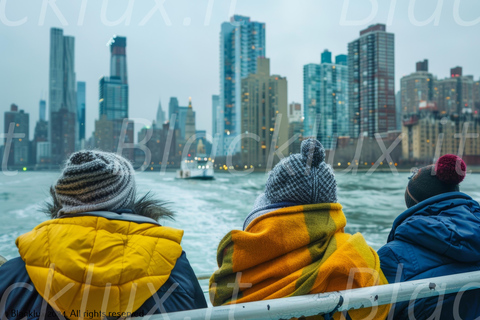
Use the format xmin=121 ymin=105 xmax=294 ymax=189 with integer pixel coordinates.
xmin=1 ymin=171 xmax=480 ymax=276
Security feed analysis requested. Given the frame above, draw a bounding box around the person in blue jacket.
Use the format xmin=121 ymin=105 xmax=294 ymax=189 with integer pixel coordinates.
xmin=0 ymin=151 xmax=207 ymax=320
xmin=378 ymin=154 xmax=480 ymax=320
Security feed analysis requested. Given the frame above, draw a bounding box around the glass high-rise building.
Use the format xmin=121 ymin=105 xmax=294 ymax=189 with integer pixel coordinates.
xmin=219 ymin=15 xmax=266 ymax=155
xmin=39 ymin=100 xmax=46 ymax=122
xmin=304 ymin=50 xmax=349 ymax=149
xmin=168 ymin=97 xmax=179 ymax=121
xmin=76 ymin=81 xmax=86 ymax=146
xmin=156 ymin=99 xmax=165 ymax=125
xmin=49 ymin=28 xmax=76 ymax=165
xmin=348 ymin=24 xmax=396 ymax=138
xmin=211 ymin=95 xmax=220 ymax=138
xmin=99 ymin=36 xmax=128 ymax=120
xmin=4 ymin=104 xmax=30 ymax=167
xmin=99 ymin=77 xmax=128 ymax=120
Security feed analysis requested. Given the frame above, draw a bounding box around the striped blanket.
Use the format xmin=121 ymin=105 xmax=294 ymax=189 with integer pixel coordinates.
xmin=209 ymin=203 xmax=389 ymax=320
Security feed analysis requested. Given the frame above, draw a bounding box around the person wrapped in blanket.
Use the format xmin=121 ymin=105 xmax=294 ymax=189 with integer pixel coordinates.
xmin=209 ymin=139 xmax=390 ymax=320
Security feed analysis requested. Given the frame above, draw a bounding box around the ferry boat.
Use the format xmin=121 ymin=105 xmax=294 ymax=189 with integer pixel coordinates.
xmin=176 ymin=155 xmax=214 ymax=180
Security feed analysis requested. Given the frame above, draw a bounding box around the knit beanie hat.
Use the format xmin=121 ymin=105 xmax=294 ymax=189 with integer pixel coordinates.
xmin=54 ymin=150 xmax=136 ymax=215
xmin=405 ymin=154 xmax=466 ymax=208
xmin=261 ymin=139 xmax=337 ymax=205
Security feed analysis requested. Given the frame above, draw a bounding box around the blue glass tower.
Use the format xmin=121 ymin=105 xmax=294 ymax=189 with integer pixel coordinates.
xmin=219 ymin=15 xmax=266 ymax=155
xmin=76 ymin=81 xmax=86 ymax=144
xmin=304 ymin=50 xmax=349 ymax=149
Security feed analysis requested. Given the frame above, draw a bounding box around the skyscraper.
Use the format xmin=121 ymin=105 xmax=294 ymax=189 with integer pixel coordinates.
xmin=400 ymin=60 xmax=435 ymax=114
xmin=4 ymin=104 xmax=30 ymax=167
xmin=156 ymin=99 xmax=165 ymax=125
xmin=304 ymin=50 xmax=349 ymax=149
xmin=76 ymin=81 xmax=86 ymax=148
xmin=184 ymin=98 xmax=196 ymax=143
xmin=177 ymin=107 xmax=188 ymax=140
xmin=109 ymin=36 xmax=128 ymax=84
xmin=49 ymin=28 xmax=76 ymax=165
xmin=348 ymin=24 xmax=396 ymax=138
xmin=212 ymin=95 xmax=220 ymax=137
xmin=99 ymin=36 xmax=128 ymax=120
xmin=220 ymin=15 xmax=266 ymax=155
xmin=241 ymin=58 xmax=288 ymax=167
xmin=474 ymin=80 xmax=480 ymax=114
xmin=168 ymin=97 xmax=179 ymax=121
xmin=435 ymin=66 xmax=474 ymax=114
xmin=288 ymin=102 xmax=302 ymax=123
xmin=34 ymin=100 xmax=49 ymax=165
xmin=95 ymin=35 xmax=133 ymax=160
xmin=39 ymin=100 xmax=46 ymax=122
xmin=99 ymin=77 xmax=128 ymax=119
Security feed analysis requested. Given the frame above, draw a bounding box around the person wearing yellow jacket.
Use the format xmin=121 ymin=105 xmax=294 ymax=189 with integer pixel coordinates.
xmin=0 ymin=151 xmax=206 ymax=320
xmin=210 ymin=139 xmax=389 ymax=320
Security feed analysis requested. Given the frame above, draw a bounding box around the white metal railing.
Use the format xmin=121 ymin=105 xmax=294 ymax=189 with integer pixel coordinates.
xmin=134 ymin=270 xmax=480 ymax=320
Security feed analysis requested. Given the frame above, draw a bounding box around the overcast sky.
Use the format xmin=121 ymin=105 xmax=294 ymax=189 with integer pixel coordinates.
xmin=1 ymin=0 xmax=480 ymax=142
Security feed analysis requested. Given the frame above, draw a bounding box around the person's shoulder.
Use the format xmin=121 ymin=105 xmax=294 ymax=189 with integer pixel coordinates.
xmin=166 ymin=251 xmax=199 ymax=295
xmin=0 ymin=257 xmax=29 ymax=280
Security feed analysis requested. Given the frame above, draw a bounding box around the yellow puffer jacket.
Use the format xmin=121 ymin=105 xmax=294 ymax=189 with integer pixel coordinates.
xmin=16 ymin=214 xmax=183 ymax=320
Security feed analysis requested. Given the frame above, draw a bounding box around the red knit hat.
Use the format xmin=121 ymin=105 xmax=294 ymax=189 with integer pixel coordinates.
xmin=405 ymin=155 xmax=466 ymax=208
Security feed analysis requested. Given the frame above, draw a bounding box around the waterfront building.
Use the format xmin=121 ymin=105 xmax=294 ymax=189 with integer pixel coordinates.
xmin=348 ymin=24 xmax=396 ymax=138
xmin=49 ymin=28 xmax=76 ymax=165
xmin=177 ymin=107 xmax=188 ymax=140
xmin=400 ymin=60 xmax=436 ymax=114
xmin=94 ymin=115 xmax=134 ymax=160
xmin=402 ymin=113 xmax=480 ymax=163
xmin=184 ymin=98 xmax=196 ymax=143
xmin=33 ymin=104 xmax=48 ymax=166
xmin=95 ymin=36 xmax=133 ymax=159
xmin=288 ymin=102 xmax=302 ymax=123
xmin=474 ymin=80 xmax=480 ymax=114
xmin=304 ymin=50 xmax=349 ymax=149
xmin=137 ymin=121 xmax=176 ymax=168
xmin=3 ymin=104 xmax=29 ymax=167
xmin=76 ymin=81 xmax=86 ymax=149
xmin=39 ymin=100 xmax=46 ymax=122
xmin=435 ymin=67 xmax=474 ymax=115
xmin=395 ymin=91 xmax=402 ymax=131
xmin=212 ymin=95 xmax=221 ymax=138
xmin=156 ymin=99 xmax=165 ymax=125
xmin=99 ymin=76 xmax=128 ymax=120
xmin=288 ymin=119 xmax=304 ymax=155
xmin=168 ymin=97 xmax=179 ymax=121
xmin=241 ymin=57 xmax=288 ymax=167
xmin=220 ymin=15 xmax=266 ymax=155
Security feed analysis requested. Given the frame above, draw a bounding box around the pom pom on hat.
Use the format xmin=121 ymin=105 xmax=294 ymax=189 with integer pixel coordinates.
xmin=435 ymin=154 xmax=466 ymax=185
xmin=405 ymin=154 xmax=466 ymax=208
xmin=301 ymin=139 xmax=325 ymax=167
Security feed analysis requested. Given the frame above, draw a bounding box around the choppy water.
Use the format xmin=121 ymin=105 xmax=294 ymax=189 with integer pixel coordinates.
xmin=1 ymin=171 xmax=480 ymax=277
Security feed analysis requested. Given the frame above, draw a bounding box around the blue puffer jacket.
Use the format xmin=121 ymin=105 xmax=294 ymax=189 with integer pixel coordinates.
xmin=378 ymin=192 xmax=480 ymax=320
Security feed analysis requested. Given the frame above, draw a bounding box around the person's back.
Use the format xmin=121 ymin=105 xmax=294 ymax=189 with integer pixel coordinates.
xmin=378 ymin=155 xmax=480 ymax=319
xmin=0 ymin=151 xmax=206 ymax=319
xmin=209 ymin=139 xmax=390 ymax=320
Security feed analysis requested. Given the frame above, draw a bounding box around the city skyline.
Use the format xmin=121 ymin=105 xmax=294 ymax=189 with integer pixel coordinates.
xmin=1 ymin=1 xmax=480 ymax=143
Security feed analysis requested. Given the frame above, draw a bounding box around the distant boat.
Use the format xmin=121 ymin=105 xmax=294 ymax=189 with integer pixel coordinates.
xmin=176 ymin=155 xmax=214 ymax=180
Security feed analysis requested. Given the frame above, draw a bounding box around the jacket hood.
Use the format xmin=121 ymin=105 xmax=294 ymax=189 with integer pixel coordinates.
xmin=16 ymin=213 xmax=183 ymax=320
xmin=388 ymin=192 xmax=480 ymax=263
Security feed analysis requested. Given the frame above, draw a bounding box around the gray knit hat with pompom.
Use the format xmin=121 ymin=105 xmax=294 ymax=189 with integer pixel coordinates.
xmin=244 ymin=139 xmax=337 ymax=228
xmin=54 ymin=150 xmax=136 ymax=215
